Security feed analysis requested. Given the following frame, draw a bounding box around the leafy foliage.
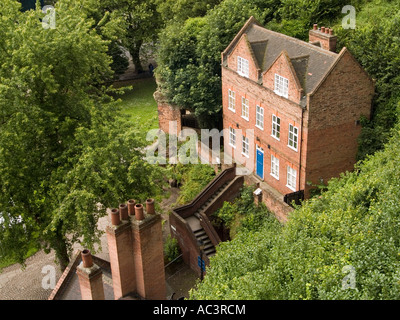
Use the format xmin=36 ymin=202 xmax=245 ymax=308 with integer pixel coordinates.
xmin=191 ymin=121 xmax=400 ymax=300
xmin=214 ymin=186 xmax=276 ymax=238
xmin=155 ymin=0 xmax=222 ymax=24
xmin=156 ymin=0 xmax=265 ymax=128
xmin=334 ymin=1 xmax=400 ymax=159
xmin=164 ymin=234 xmax=180 ymax=262
xmin=0 ymin=0 xmax=163 ymax=269
xmin=176 ymin=164 xmax=216 ymax=204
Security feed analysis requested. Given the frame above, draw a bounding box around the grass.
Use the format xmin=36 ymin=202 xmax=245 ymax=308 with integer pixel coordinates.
xmin=113 ymin=77 xmax=159 ymax=132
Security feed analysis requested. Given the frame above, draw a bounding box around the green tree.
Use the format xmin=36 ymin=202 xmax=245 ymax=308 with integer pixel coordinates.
xmin=96 ymin=0 xmax=162 ymax=74
xmin=155 ymin=0 xmax=222 ymax=24
xmin=0 ymin=0 xmax=162 ymax=270
xmin=156 ymin=0 xmax=265 ymax=128
xmin=334 ymin=3 xmax=400 ymax=159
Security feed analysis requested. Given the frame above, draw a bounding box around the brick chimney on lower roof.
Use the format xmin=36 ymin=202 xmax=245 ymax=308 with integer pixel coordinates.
xmin=131 ymin=199 xmax=166 ymax=300
xmin=309 ymin=24 xmax=337 ymax=52
xmin=105 ymin=198 xmax=166 ymax=300
xmin=106 ymin=205 xmax=136 ymax=300
xmin=76 ymin=250 xmax=105 ymax=300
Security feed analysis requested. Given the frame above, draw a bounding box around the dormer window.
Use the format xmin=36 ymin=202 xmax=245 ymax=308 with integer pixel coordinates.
xmin=237 ymin=56 xmax=249 ymax=78
xmin=274 ymin=74 xmax=289 ymax=98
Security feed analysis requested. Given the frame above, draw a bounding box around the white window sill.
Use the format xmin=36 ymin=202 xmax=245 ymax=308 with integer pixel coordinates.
xmin=241 ymin=152 xmax=250 ymax=158
xmin=238 ymin=71 xmax=249 ymax=78
xmin=229 ymin=143 xmax=236 ymax=149
xmin=255 ymin=124 xmax=264 ymax=131
xmin=270 ymin=173 xmax=279 ymax=180
xmin=286 ymin=184 xmax=296 ymax=192
xmin=274 ymin=90 xmax=288 ymax=99
xmin=287 ymin=144 xmax=298 ymax=152
xmin=271 ymin=134 xmax=280 ymax=141
xmin=241 ymin=116 xmax=249 ymax=121
xmin=228 ymin=108 xmax=236 ymax=113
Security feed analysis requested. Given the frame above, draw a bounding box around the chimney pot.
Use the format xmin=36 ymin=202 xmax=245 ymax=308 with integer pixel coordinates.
xmin=313 ymin=24 xmax=317 ymax=30
xmin=119 ymin=203 xmax=129 ymax=220
xmin=135 ymin=204 xmax=145 ymax=221
xmin=127 ymin=199 xmax=136 ymax=216
xmin=325 ymin=27 xmax=330 ymax=34
xmin=321 ymin=26 xmax=325 ymax=33
xmin=81 ymin=249 xmax=93 ymax=268
xmin=329 ymin=28 xmax=334 ymax=35
xmin=111 ymin=208 xmax=121 ymax=226
xmin=146 ymin=198 xmax=155 ymax=215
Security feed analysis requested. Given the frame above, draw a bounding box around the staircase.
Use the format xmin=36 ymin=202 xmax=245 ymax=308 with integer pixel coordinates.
xmin=193 ymin=228 xmax=216 ymax=257
xmin=184 ymin=181 xmax=230 ymax=258
xmin=170 ymin=166 xmax=244 ymax=275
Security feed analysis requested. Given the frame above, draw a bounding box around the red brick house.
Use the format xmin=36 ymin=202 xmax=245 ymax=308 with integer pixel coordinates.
xmin=222 ymin=17 xmax=375 ymax=209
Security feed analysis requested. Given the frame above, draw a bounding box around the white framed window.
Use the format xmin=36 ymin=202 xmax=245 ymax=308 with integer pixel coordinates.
xmin=286 ymin=166 xmax=297 ymax=191
xmin=241 ymin=97 xmax=249 ymax=120
xmin=271 ymin=114 xmax=280 ymax=140
xmin=242 ymin=135 xmax=249 ymax=158
xmin=256 ymin=105 xmax=264 ymax=130
xmin=237 ymin=56 xmax=249 ymax=78
xmin=229 ymin=127 xmax=236 ymax=147
xmin=271 ymin=155 xmax=279 ymax=180
xmin=228 ymin=89 xmax=236 ymax=112
xmin=288 ymin=124 xmax=298 ymax=151
xmin=274 ymin=74 xmax=289 ymax=98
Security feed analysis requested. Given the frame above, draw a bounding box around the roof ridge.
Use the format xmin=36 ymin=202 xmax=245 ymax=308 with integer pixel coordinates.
xmin=251 ymin=24 xmax=338 ymax=57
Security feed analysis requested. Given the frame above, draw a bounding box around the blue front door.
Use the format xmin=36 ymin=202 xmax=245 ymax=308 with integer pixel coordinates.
xmin=256 ymin=146 xmax=264 ymax=179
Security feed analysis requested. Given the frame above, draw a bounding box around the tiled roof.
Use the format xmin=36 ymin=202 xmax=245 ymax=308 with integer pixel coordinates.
xmin=224 ymin=18 xmax=339 ymax=96
xmin=48 ymin=251 xmax=118 ymax=300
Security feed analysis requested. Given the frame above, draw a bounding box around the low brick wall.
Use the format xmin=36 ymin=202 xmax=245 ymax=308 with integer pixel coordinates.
xmin=244 ymin=174 xmax=293 ymax=223
xmin=154 ymin=90 xmax=182 ymax=135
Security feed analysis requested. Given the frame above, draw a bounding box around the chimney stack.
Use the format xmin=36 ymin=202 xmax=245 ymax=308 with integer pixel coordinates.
xmin=106 ymin=207 xmax=136 ymax=300
xmin=105 ymin=198 xmax=166 ymax=300
xmin=309 ymin=24 xmax=337 ymax=52
xmin=76 ymin=249 xmax=105 ymax=300
xmin=131 ymin=199 xmax=166 ymax=300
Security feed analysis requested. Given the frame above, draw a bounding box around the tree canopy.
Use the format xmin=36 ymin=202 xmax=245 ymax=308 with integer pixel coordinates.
xmin=0 ymin=0 xmax=162 ymax=269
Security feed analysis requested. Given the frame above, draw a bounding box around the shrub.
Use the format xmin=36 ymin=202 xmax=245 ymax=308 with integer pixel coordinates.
xmin=164 ymin=234 xmax=180 ymax=263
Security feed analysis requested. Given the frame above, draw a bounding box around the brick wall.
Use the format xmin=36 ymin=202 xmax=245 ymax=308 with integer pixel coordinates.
xmin=154 ymin=90 xmax=182 ymax=135
xmin=222 ymin=37 xmax=374 ymax=202
xmin=262 ymin=51 xmax=303 ymax=104
xmin=132 ymin=214 xmax=166 ymax=300
xmin=222 ymin=65 xmax=306 ymax=196
xmin=227 ymin=34 xmax=260 ymax=82
xmin=305 ymin=48 xmax=375 ymax=195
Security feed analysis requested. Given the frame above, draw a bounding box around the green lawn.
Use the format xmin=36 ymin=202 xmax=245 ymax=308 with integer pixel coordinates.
xmin=114 ymin=77 xmax=159 ymax=131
